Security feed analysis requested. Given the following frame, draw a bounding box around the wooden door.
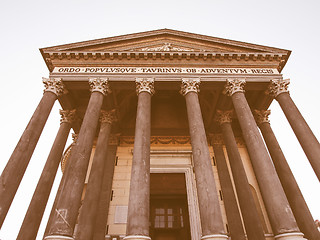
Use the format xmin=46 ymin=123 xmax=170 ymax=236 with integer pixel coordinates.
xmin=150 ymin=173 xmax=191 ymax=240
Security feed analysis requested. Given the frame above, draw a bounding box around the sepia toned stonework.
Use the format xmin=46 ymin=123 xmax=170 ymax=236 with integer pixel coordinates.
xmin=42 ymin=77 xmax=68 ymax=96
xmin=1 ymin=29 xmax=319 ymax=240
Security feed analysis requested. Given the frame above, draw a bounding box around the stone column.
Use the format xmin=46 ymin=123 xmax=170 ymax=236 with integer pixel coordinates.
xmin=45 ymin=78 xmax=110 ymax=239
xmin=266 ymin=79 xmax=320 ymax=181
xmin=181 ymin=78 xmax=228 ymax=240
xmin=223 ymin=79 xmax=304 ymax=240
xmin=0 ymin=78 xmax=66 ymax=227
xmin=124 ymin=78 xmax=154 ymax=240
xmin=255 ymin=109 xmax=320 ymax=240
xmin=17 ymin=109 xmax=76 ymax=240
xmin=215 ymin=110 xmax=266 ymax=240
xmin=75 ymin=110 xmax=117 ymax=240
xmin=92 ymin=141 xmax=118 ymax=240
xmin=210 ymin=135 xmax=246 ymax=240
xmin=43 ymin=133 xmax=78 ymax=238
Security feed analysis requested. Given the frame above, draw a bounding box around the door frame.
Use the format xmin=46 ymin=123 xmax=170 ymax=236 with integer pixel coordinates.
xmin=150 ymin=150 xmax=201 ymax=240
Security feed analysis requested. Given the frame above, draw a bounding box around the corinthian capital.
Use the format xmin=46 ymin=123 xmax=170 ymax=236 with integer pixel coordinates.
xmin=72 ymin=133 xmax=78 ymax=144
xmin=180 ymin=78 xmax=201 ymax=96
xmin=254 ymin=109 xmax=271 ymax=125
xmin=223 ymin=79 xmax=246 ymax=96
xmin=100 ymin=109 xmax=117 ymax=124
xmin=59 ymin=109 xmax=77 ymax=124
xmin=209 ymin=134 xmax=224 ymax=145
xmin=89 ymin=78 xmax=111 ymax=95
xmin=215 ymin=110 xmax=233 ymax=125
xmin=42 ymin=77 xmax=68 ymax=96
xmin=135 ymin=78 xmax=155 ymax=95
xmin=265 ymin=79 xmax=290 ymax=98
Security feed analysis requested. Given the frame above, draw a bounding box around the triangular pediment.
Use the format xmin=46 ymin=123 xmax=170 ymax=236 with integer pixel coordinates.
xmin=41 ymin=29 xmax=289 ymax=54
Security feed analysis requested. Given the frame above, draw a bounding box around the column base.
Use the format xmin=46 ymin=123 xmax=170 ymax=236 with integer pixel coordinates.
xmin=275 ymin=232 xmax=305 ymax=240
xmin=105 ymin=235 xmax=126 ymax=240
xmin=265 ymin=233 xmax=275 ymax=240
xmin=123 ymin=235 xmax=151 ymax=240
xmin=44 ymin=236 xmax=74 ymax=240
xmin=201 ymin=234 xmax=229 ymax=240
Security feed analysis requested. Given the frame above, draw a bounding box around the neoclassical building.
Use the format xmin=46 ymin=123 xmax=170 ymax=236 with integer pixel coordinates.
xmin=0 ymin=29 xmax=319 ymax=240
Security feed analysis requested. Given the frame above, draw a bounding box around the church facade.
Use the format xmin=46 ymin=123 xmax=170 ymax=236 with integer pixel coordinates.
xmin=0 ymin=29 xmax=319 ymax=240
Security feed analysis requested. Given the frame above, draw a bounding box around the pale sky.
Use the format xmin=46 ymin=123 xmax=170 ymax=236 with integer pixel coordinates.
xmin=0 ymin=0 xmax=319 ymax=239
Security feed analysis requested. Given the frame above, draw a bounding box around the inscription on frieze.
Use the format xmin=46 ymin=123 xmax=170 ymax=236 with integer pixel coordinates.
xmin=53 ymin=67 xmax=279 ymax=75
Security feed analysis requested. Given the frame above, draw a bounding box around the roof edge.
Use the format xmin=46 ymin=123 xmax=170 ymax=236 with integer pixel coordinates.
xmin=40 ymin=28 xmax=291 ymax=54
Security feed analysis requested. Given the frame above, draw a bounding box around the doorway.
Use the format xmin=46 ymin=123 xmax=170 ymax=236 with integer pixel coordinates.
xmin=150 ymin=173 xmax=191 ymax=240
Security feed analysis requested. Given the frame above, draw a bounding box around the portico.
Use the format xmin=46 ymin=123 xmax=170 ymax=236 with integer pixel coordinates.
xmin=1 ymin=29 xmax=319 ymax=240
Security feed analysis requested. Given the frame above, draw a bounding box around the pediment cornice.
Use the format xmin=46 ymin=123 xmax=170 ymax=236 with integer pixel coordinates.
xmin=40 ymin=29 xmax=291 ymax=72
xmin=41 ymin=29 xmax=289 ymax=53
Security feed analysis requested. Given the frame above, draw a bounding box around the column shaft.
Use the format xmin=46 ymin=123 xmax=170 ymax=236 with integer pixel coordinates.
xmin=46 ymin=91 xmax=104 ymax=237
xmin=185 ymin=91 xmax=226 ymax=238
xmin=17 ymin=113 xmax=73 ymax=240
xmin=220 ymin=122 xmax=265 ymax=240
xmin=43 ymin=137 xmax=75 ymax=238
xmin=231 ymin=91 xmax=301 ymax=237
xmin=92 ymin=145 xmax=117 ymax=240
xmin=0 ymin=91 xmax=57 ymax=227
xmin=258 ymin=119 xmax=320 ymax=240
xmin=43 ymin=134 xmax=79 ymax=238
xmin=75 ymin=111 xmax=114 ymax=240
xmin=212 ymin=142 xmax=246 ymax=240
xmin=126 ymin=91 xmax=151 ymax=237
xmin=276 ymin=92 xmax=320 ymax=181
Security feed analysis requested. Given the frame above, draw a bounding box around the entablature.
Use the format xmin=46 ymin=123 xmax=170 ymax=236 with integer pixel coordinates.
xmin=43 ymin=51 xmax=287 ymax=72
xmin=41 ymin=29 xmax=291 ymax=73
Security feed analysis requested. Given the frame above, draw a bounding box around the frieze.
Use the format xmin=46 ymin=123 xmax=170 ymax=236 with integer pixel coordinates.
xmin=53 ymin=67 xmax=279 ymax=75
xmin=120 ymin=136 xmax=191 ymax=145
xmin=209 ymin=134 xmax=246 ymax=146
xmin=109 ymin=134 xmax=120 ymax=146
xmin=141 ymin=43 xmax=194 ymax=52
